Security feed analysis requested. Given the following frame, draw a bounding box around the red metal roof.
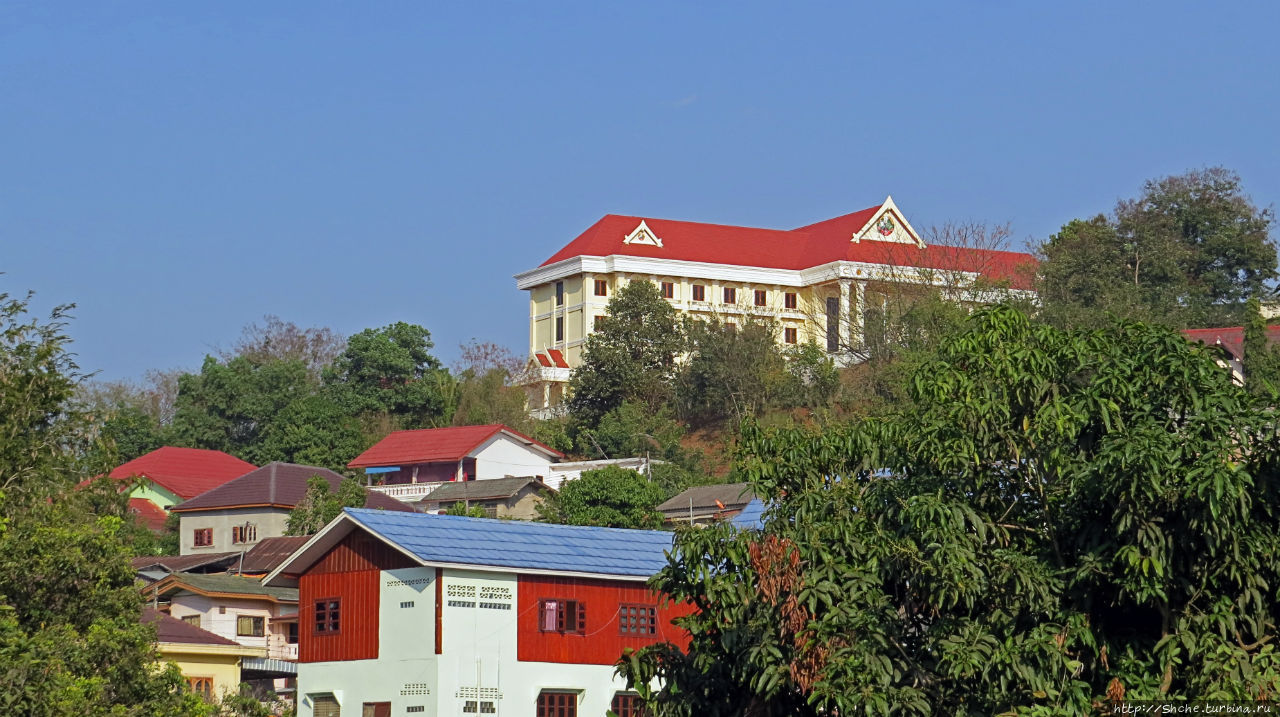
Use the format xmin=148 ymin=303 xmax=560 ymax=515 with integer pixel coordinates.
xmin=348 ymin=424 xmax=563 ymax=468
xmin=535 ymin=353 xmax=552 ymax=367
xmin=539 ymin=206 xmax=1037 ymax=290
xmin=170 ymin=462 xmax=415 ymax=513
xmin=546 ymin=349 xmax=570 ymax=368
xmin=127 ymin=498 xmax=170 ymax=532
xmin=143 ymin=607 xmax=240 ymax=646
xmin=109 ymin=447 xmax=256 ymax=500
xmin=1182 ymin=326 xmax=1280 ymax=361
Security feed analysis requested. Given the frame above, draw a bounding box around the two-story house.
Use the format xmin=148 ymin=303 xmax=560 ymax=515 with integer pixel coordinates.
xmin=102 ymin=446 xmax=256 ymax=531
xmin=264 ymin=508 xmax=691 ymax=717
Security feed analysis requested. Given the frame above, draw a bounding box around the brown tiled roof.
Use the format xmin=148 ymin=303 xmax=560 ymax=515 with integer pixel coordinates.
xmin=170 ymin=462 xmax=416 ymax=513
xmin=148 ymin=572 xmax=298 ymax=603
xmin=143 ymin=607 xmax=240 ymax=646
xmin=424 ymin=477 xmax=548 ymax=503
xmin=238 ymin=535 xmax=311 ymax=574
xmin=131 ymin=552 xmax=240 ymax=573
xmin=656 ymin=482 xmax=756 ymax=515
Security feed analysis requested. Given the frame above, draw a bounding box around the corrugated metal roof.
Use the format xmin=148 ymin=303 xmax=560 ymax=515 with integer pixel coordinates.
xmin=731 ymin=499 xmax=767 ymax=530
xmin=656 ymin=482 xmax=756 ymax=514
xmin=424 ymin=476 xmax=548 ymax=503
xmin=109 ymin=447 xmax=256 ymax=499
xmin=345 ymin=507 xmax=673 ymax=578
xmin=238 ymin=535 xmax=312 ymax=574
xmin=171 ymin=462 xmax=414 ymax=513
xmin=151 ymin=572 xmax=298 ymax=603
xmin=348 ymin=424 xmax=563 ymax=468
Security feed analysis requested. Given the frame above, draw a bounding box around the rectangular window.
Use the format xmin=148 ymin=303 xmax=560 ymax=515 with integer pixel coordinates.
xmin=826 ymin=296 xmax=840 ymax=352
xmin=286 ymin=622 xmax=299 ymax=644
xmin=754 ymin=289 xmax=767 ymax=307
xmin=315 ymin=598 xmax=340 ymax=635
xmin=611 ymin=693 xmax=646 ymax=717
xmin=722 ymin=287 xmax=736 ymax=304
xmin=725 ymin=322 xmax=736 ymax=331
xmin=660 ymin=281 xmax=674 ymax=299
xmin=555 ymin=316 xmax=564 ymax=342
xmin=180 ymin=614 xmax=201 ymax=627
xmin=692 ymin=284 xmax=705 ymax=302
xmin=536 ymin=691 xmax=577 ymax=717
xmin=237 ymin=615 xmax=265 ymax=637
xmin=594 ymin=279 xmax=608 ymax=296
xmin=618 ymin=604 xmax=658 ymax=636
xmin=186 ymin=677 xmax=213 ymax=701
xmin=312 ymin=695 xmax=341 ymax=717
xmin=539 ymin=599 xmax=585 ymax=634
xmin=784 ymin=292 xmax=798 ymax=309
xmin=481 ymin=702 xmax=496 ymax=714
xmin=784 ymin=327 xmax=798 ymax=344
xmin=362 ymin=703 xmax=391 ymax=717
xmin=555 ymin=281 xmax=564 ymax=306
xmin=231 ymin=524 xmax=257 ymax=544
xmin=192 ymin=528 xmax=213 ymax=547
xmin=593 ymin=315 xmax=605 ymax=330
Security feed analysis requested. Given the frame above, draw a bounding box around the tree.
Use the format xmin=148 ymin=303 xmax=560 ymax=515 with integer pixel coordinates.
xmin=323 ymin=322 xmax=454 ymax=428
xmin=445 ymin=502 xmax=489 ymax=518
xmin=676 ymin=317 xmax=788 ymax=428
xmin=574 ymin=400 xmax=685 ymax=463
xmin=0 ymin=291 xmax=203 ymax=715
xmin=1039 ymin=167 xmax=1277 ymax=328
xmin=221 ymin=314 xmax=345 ymax=381
xmin=1243 ymin=297 xmax=1280 ymax=397
xmin=568 ymin=281 xmax=684 ymax=426
xmin=452 ymin=367 xmax=532 ymax=432
xmin=620 ymin=305 xmax=1280 ymax=713
xmin=286 ymin=475 xmax=368 ymax=535
xmin=256 ymin=394 xmax=367 ymax=470
xmin=538 ymin=466 xmax=667 ymax=529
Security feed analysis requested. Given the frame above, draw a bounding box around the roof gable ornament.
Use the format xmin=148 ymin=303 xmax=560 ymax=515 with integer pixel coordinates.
xmin=623 ymin=219 xmax=663 ymax=248
xmin=851 ymin=195 xmax=926 ymax=248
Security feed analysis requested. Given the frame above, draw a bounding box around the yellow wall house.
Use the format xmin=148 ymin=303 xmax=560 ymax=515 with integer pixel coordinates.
xmin=513 ymin=196 xmax=1038 ymax=415
xmin=145 ymin=607 xmax=267 ymax=703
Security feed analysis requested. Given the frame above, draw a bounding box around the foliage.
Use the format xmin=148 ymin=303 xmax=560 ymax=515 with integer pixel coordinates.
xmin=215 ymin=683 xmax=293 ymax=717
xmin=323 ymin=321 xmax=454 ymax=428
xmin=574 ymin=401 xmax=685 ymax=464
xmin=286 ymin=475 xmax=368 ymax=535
xmin=452 ymin=367 xmax=532 ymax=432
xmin=256 ymin=394 xmax=367 ymax=469
xmin=539 ymin=466 xmax=667 ymax=529
xmin=220 ymin=314 xmax=345 ymax=381
xmin=677 ymin=317 xmax=788 ymax=428
xmin=568 ymin=280 xmax=684 ymax=426
xmin=445 ymin=502 xmax=490 ymax=518
xmin=778 ymin=342 xmax=840 ymax=412
xmin=1244 ymin=297 xmax=1280 ymax=398
xmin=620 ymin=305 xmax=1280 ymax=714
xmin=1039 ymin=167 xmax=1277 ymax=328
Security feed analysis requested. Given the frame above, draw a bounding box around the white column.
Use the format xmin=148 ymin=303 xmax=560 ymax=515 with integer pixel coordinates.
xmin=853 ymin=281 xmax=866 ymax=348
xmin=838 ymin=279 xmax=852 ymax=351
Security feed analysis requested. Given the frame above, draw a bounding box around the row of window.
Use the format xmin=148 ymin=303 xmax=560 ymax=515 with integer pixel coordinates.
xmin=554 ymin=279 xmax=799 ymax=309
xmin=310 ymin=598 xmax=658 ymax=637
xmin=180 ymin=612 xmax=296 ymax=641
xmin=312 ymin=692 xmax=643 ymax=717
xmin=537 ymin=691 xmax=645 ymax=717
xmin=581 ymin=317 xmax=798 ymax=344
xmin=190 ymin=524 xmax=258 ymax=548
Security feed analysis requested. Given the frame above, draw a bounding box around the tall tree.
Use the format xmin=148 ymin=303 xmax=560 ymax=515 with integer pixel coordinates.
xmin=568 ymin=280 xmax=684 ymax=426
xmin=221 ymin=314 xmax=346 ymax=381
xmin=286 ymin=475 xmax=368 ymax=536
xmin=323 ymin=322 xmax=454 ymax=428
xmin=621 ymin=305 xmax=1280 ymax=713
xmin=538 ymin=466 xmax=667 ymax=529
xmin=677 ymin=317 xmax=788 ymax=428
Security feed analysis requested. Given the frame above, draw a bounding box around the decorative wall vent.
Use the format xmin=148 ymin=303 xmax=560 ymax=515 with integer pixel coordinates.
xmin=623 ymin=220 xmax=663 ymax=247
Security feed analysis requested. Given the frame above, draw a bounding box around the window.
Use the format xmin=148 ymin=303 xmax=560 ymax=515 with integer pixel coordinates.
xmin=594 ymin=279 xmax=608 ymax=296
xmin=692 ymin=284 xmax=705 ymax=302
xmin=536 ymin=691 xmax=577 ymax=717
xmin=725 ymin=322 xmax=736 ymax=331
xmin=722 ymin=287 xmax=736 ymax=304
xmin=312 ymin=695 xmax=341 ymax=717
xmin=462 ymin=702 xmax=496 ymax=714
xmin=660 ymin=281 xmax=674 ymax=299
xmin=192 ymin=528 xmax=213 ymax=547
xmin=484 ymin=505 xmax=498 ymax=519
xmin=362 ymin=703 xmax=391 ymax=717
xmin=237 ymin=615 xmax=265 ymax=637
xmin=555 ymin=281 xmax=564 ymax=306
xmin=186 ymin=676 xmax=213 ymax=701
xmin=826 ymin=296 xmax=840 ymax=352
xmin=180 ymin=614 xmax=201 ymax=627
xmin=784 ymin=327 xmax=798 ymax=344
xmin=611 ymin=693 xmax=647 ymax=717
xmin=618 ymin=604 xmax=657 ymax=636
xmin=400 ymin=601 xmax=415 ymax=609
xmin=555 ymin=316 xmax=564 ymax=342
xmin=231 ymin=524 xmax=257 ymax=544
xmin=315 ymin=598 xmax=340 ymax=634
xmin=539 ymin=599 xmax=585 ymax=634
xmin=286 ymin=622 xmax=298 ymax=644
xmin=784 ymin=292 xmax=798 ymax=309
xmin=593 ymin=315 xmax=605 ymax=330
xmin=754 ymin=289 xmax=767 ymax=307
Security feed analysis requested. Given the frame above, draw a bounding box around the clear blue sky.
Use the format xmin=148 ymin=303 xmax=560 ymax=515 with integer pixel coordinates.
xmin=4 ymin=1 xmax=1278 ymax=381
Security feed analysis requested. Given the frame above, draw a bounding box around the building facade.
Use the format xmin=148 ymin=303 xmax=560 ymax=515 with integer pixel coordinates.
xmin=514 ymin=197 xmax=1037 ymax=413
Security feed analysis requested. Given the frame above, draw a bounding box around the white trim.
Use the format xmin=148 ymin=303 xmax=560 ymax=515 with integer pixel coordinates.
xmin=623 ymin=219 xmax=663 ymax=247
xmin=852 ymin=195 xmax=926 ymax=248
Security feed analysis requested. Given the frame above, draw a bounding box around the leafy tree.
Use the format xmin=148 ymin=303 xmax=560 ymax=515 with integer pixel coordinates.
xmin=575 ymin=400 xmax=685 ymax=463
xmin=96 ymin=405 xmax=166 ymax=464
xmin=286 ymin=475 xmax=368 ymax=535
xmin=1039 ymin=167 xmax=1277 ymax=328
xmin=568 ymin=281 xmax=684 ymax=426
xmin=452 ymin=367 xmax=532 ymax=432
xmin=220 ymin=314 xmax=345 ymax=381
xmin=256 ymin=394 xmax=367 ymax=470
xmin=323 ymin=322 xmax=454 ymax=428
xmin=445 ymin=502 xmax=490 ymax=518
xmin=779 ymin=341 xmax=840 ymax=412
xmin=677 ymin=317 xmax=788 ymax=428
xmin=0 ymin=291 xmax=202 ymax=715
xmin=1244 ymin=296 xmax=1280 ymax=398
xmin=620 ymin=305 xmax=1280 ymax=713
xmin=538 ymin=466 xmax=667 ymax=529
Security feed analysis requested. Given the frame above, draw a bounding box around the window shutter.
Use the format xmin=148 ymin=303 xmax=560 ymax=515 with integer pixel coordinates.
xmin=576 ymin=602 xmax=586 ymax=634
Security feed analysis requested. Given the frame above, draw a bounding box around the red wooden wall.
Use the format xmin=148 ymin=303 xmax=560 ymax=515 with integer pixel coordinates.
xmin=299 ymin=531 xmax=416 ymax=663
xmin=515 ymin=574 xmax=692 ymax=665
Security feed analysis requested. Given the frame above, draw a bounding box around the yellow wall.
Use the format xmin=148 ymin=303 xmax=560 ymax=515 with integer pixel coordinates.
xmin=158 ymin=644 xmax=258 ymax=701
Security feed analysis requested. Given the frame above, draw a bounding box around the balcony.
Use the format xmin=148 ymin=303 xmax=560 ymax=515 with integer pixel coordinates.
xmin=367 ymin=481 xmax=447 ymax=502
xmin=266 ymin=634 xmax=298 ymax=661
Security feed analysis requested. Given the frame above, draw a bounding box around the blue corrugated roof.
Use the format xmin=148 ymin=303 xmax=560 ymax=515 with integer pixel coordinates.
xmin=343 ymin=508 xmax=674 ymax=578
xmin=731 ymin=499 xmax=767 ymax=529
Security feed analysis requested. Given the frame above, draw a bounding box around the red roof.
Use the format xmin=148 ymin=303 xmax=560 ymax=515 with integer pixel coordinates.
xmin=540 ymin=206 xmax=1037 ymax=290
xmin=348 ymin=424 xmax=563 ymax=468
xmin=128 ymin=498 xmax=169 ymax=532
xmin=545 ymin=349 xmax=570 ymax=368
xmin=535 ymin=353 xmax=552 ymax=367
xmin=1182 ymin=326 xmax=1280 ymax=361
xmin=170 ymin=462 xmax=415 ymax=513
xmin=109 ymin=447 xmax=256 ymax=500
xmin=142 ymin=608 xmax=240 ymax=646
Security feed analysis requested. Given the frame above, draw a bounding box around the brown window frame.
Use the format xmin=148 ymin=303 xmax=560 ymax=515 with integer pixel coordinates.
xmin=618 ymin=604 xmax=658 ymax=636
xmin=231 ymin=524 xmax=257 ymax=544
xmin=555 ymin=281 xmax=564 ymax=306
xmin=236 ymin=614 xmax=265 ymax=637
xmin=192 ymin=528 xmax=213 ymax=547
xmin=594 ymin=279 xmax=608 ymax=297
xmin=784 ymin=327 xmax=798 ymax=344
xmin=186 ymin=676 xmax=213 ymax=701
xmin=754 ymin=289 xmax=767 ymax=307
xmin=722 ymin=287 xmax=736 ymax=304
xmin=180 ymin=614 xmax=201 ymax=627
xmin=611 ymin=693 xmax=647 ymax=717
xmin=314 ymin=598 xmax=341 ymax=635
xmin=555 ymin=316 xmax=564 ymax=342
xmin=536 ymin=691 xmax=578 ymax=717
xmin=692 ymin=284 xmax=705 ymax=302
xmin=593 ymin=315 xmax=605 ymax=330
xmin=784 ymin=292 xmax=798 ymax=309
xmin=660 ymin=281 xmax=674 ymax=299
xmin=538 ymin=599 xmax=585 ymax=635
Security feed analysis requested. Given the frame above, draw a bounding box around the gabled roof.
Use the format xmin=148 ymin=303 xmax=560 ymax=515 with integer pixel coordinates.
xmin=656 ymin=482 xmax=756 ymax=515
xmin=238 ymin=535 xmax=312 ymax=574
xmin=170 ymin=462 xmax=415 ymax=513
xmin=1182 ymin=326 xmax=1280 ymax=361
xmin=143 ymin=608 xmax=240 ymax=646
xmin=128 ymin=498 xmax=170 ymax=532
xmin=423 ymin=476 xmax=550 ymax=503
xmin=109 ymin=447 xmax=256 ymax=500
xmin=147 ymin=572 xmax=298 ymax=604
xmin=131 ymin=551 xmax=241 ymax=574
xmin=266 ymin=508 xmax=673 ymax=585
xmin=537 ymin=201 xmax=1037 ymax=289
xmin=347 ymin=424 xmax=564 ymax=468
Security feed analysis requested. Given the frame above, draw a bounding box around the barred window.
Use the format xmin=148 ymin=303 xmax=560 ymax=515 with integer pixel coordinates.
xmin=539 ymin=599 xmax=585 ymax=634
xmin=618 ymin=604 xmax=657 ymax=636
xmin=314 ymin=598 xmax=340 ymax=634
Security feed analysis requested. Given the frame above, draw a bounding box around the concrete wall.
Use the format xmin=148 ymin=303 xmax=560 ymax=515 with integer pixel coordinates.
xmin=473 ymin=436 xmax=553 ymax=480
xmin=179 ymin=507 xmax=290 ymax=555
xmin=158 ymin=647 xmax=249 ymax=702
xmin=167 ymin=593 xmax=291 ymax=651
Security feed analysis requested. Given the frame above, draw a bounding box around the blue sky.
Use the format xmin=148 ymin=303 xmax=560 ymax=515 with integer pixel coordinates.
xmin=3 ymin=2 xmax=1278 ymax=381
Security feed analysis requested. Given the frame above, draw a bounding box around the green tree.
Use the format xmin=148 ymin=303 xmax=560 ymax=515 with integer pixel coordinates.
xmin=445 ymin=502 xmax=490 ymax=518
xmin=677 ymin=317 xmax=788 ymax=428
xmin=286 ymin=476 xmax=368 ymax=535
xmin=575 ymin=400 xmax=685 ymax=463
xmin=323 ymin=322 xmax=454 ymax=428
xmin=568 ymin=281 xmax=684 ymax=426
xmin=452 ymin=367 xmax=532 ymax=432
xmin=256 ymin=394 xmax=367 ymax=469
xmin=620 ymin=305 xmax=1280 ymax=714
xmin=539 ymin=466 xmax=667 ymax=529
xmin=1243 ymin=297 xmax=1280 ymax=398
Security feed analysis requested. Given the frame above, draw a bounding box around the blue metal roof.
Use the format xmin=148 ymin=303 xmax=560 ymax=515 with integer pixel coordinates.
xmin=343 ymin=508 xmax=675 ymax=578
xmin=731 ymin=499 xmax=767 ymax=530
